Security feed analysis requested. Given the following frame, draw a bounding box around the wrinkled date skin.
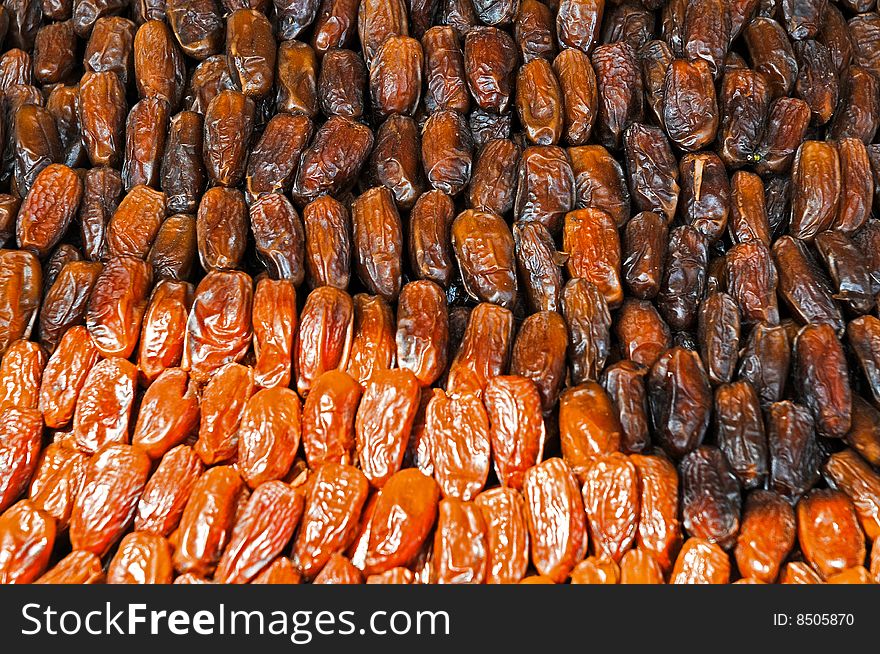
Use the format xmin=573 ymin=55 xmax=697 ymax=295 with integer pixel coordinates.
xmin=38 ymin=326 xmax=99 ymax=428
xmin=356 ymin=368 xmax=420 ymax=488
xmin=697 ymin=292 xmax=740 ymax=386
xmin=16 ymin=164 xmax=83 ymax=259
xmin=622 ymin=212 xmax=667 ymax=300
xmin=679 ymin=446 xmax=742 ymax=550
xmin=173 ymin=465 xmax=245 ymax=577
xmin=772 ymin=236 xmax=844 ymax=333
xmin=203 ymin=90 xmax=254 ymax=188
xmin=69 ymin=444 xmax=152 ymax=557
xmin=426 ymin=391 xmax=491 ymax=501
xmin=631 ymin=454 xmax=680 ymax=572
xmin=0 ymin=407 xmax=42 ymax=513
xmin=452 ymin=209 xmax=517 ymax=310
xmin=0 ymin=500 xmax=56 ymax=584
xmin=563 ymin=209 xmax=622 ymax=309
xmin=446 ymin=302 xmax=513 ymax=396
xmin=215 ymin=481 xmax=304 ymax=584
xmin=135 ymin=445 xmax=204 ymax=537
xmin=657 ymin=225 xmax=708 ymax=331
xmin=602 ymin=361 xmax=650 ymax=454
xmin=293 ymin=463 xmax=369 ymax=580
xmin=73 ymin=357 xmax=138 ymax=454
xmin=563 ymin=279 xmax=612 ymax=385
xmin=663 ymin=59 xmax=718 ymax=151
xmin=795 ymin=323 xmax=851 ymax=439
xmin=351 ymin=187 xmax=403 ymax=302
xmin=396 ymin=281 xmax=448 ymax=387
xmin=559 ymin=382 xmax=622 ymax=482
xmin=797 ymin=489 xmax=866 ymax=579
xmin=582 ymin=453 xmax=640 ymax=563
xmin=822 ymin=448 xmax=880 ymax=541
xmin=768 ymin=400 xmax=820 ymax=500
xmin=252 ymin=278 xmax=297 ymax=390
xmin=409 ymin=190 xmax=454 ymax=288
xmin=360 ymin=468 xmax=440 ymax=576
xmin=615 ymin=299 xmax=671 ymax=370
xmin=514 ymin=221 xmax=563 ymax=314
xmin=107 ymin=532 xmax=174 ymax=585
xmin=183 ymin=270 xmax=253 ymax=384
xmin=39 ymin=261 xmax=103 ymax=354
xmin=0 ymin=339 xmax=45 ymax=411
xmin=464 ymin=27 xmax=518 ymax=113
xmin=523 ymin=458 xmax=588 ymax=583
xmin=515 ymin=145 xmax=575 ymax=234
xmin=671 ymin=538 xmax=730 ymax=584
xmin=137 ymin=280 xmax=193 ymax=385
xmin=296 ymin=286 xmax=353 ymax=397
xmin=474 ymin=486 xmax=529 ymax=584
xmin=592 ymin=42 xmax=643 ymax=150
xmin=292 ymin=116 xmax=374 ymax=206
xmin=303 ymin=195 xmax=351 ymax=290
xmin=132 ymin=368 xmax=199 ymax=460
xmin=237 ymin=387 xmax=302 ymax=488
xmin=300 ymin=372 xmax=360 ymax=469
xmin=431 ymin=497 xmax=488 ymax=584
xmin=510 ymin=310 xmax=568 ymax=412
xmin=86 ymin=256 xmax=152 ymax=359
xmin=483 ymin=375 xmax=545 ymax=490
xmin=715 ymin=381 xmax=768 ymax=490
xmin=0 ymin=250 xmax=42 ymax=357
xmin=346 ymin=293 xmax=394 ymax=389
xmin=194 ymin=363 xmax=254 ymax=466
xmin=735 ymin=490 xmax=795 ymax=583
xmin=648 ymin=347 xmax=712 ymax=459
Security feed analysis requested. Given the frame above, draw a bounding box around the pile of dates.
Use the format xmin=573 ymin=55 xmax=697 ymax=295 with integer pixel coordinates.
xmin=2 ymin=0 xmax=880 ymax=586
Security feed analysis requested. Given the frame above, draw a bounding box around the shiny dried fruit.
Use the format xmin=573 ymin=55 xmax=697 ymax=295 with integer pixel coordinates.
xmin=797 ymin=489 xmax=866 ymax=579
xmin=132 ymin=368 xmax=199 ymax=460
xmin=296 ymin=286 xmax=353 ymax=397
xmin=582 ymin=453 xmax=640 ymax=562
xmin=523 ymin=458 xmax=588 ymax=583
xmin=451 ymin=209 xmax=517 ymax=309
xmin=194 ymin=363 xmax=254 ymax=466
xmin=183 ymin=270 xmax=253 ymax=384
xmin=768 ymin=400 xmax=820 ymax=500
xmin=174 ymin=465 xmax=245 ymax=576
xmin=427 ymin=391 xmax=490 ymax=500
xmin=484 ymin=375 xmax=544 ymax=490
xmin=135 ymin=444 xmax=204 ymax=536
xmin=670 ymin=538 xmax=730 ymax=584
xmin=680 ymin=445 xmax=741 ymax=550
xmin=238 ymin=387 xmax=302 ymax=488
xmin=137 ymin=279 xmax=193 ymax=384
xmin=474 ymin=486 xmax=529 ymax=584
xmin=86 ymin=256 xmax=152 ymax=359
xmin=795 ymin=323 xmax=851 ymax=439
xmin=361 ymin=468 xmax=439 ymax=576
xmin=215 ymin=480 xmax=304 ymax=584
xmin=72 ymin=357 xmax=138 ymax=454
xmin=510 ymin=310 xmax=567 ymax=412
xmin=69 ymin=443 xmax=151 ymax=556
xmin=823 ymin=448 xmax=880 ymax=541
xmin=107 ymin=532 xmax=174 ymax=584
xmin=356 ymin=369 xmax=420 ymax=488
xmin=0 ymin=500 xmax=55 ymax=584
xmin=648 ymin=347 xmax=712 ymax=459
xmin=16 ymin=164 xmax=82 ymax=259
xmin=293 ymin=463 xmax=369 ymax=579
